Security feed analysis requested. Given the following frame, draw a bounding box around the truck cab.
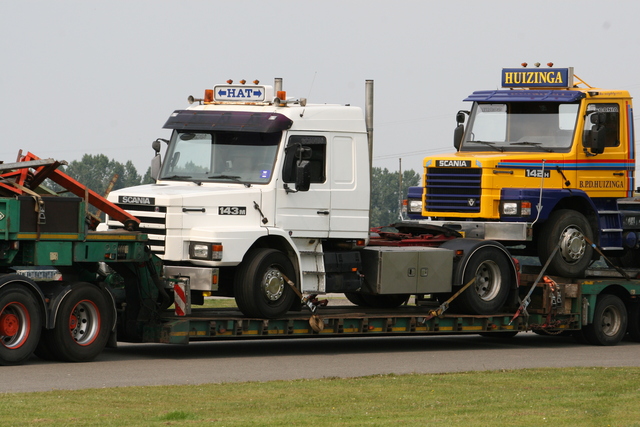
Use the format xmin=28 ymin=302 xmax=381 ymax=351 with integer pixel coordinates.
xmin=420 ymin=65 xmax=637 ymax=277
xmin=107 ymin=79 xmax=370 ymax=317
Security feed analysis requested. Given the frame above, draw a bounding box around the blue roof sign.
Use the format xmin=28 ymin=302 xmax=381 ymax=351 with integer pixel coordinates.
xmin=213 ymin=84 xmax=273 ymax=102
xmin=501 ymin=67 xmax=573 ymax=89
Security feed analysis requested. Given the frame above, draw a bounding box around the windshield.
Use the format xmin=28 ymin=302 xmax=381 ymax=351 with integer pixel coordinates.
xmin=461 ymin=102 xmax=580 ymax=153
xmin=159 ymin=130 xmax=281 ymax=184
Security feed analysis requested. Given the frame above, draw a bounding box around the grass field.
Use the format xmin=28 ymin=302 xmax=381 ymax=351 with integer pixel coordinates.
xmin=2 ymin=367 xmax=639 ymax=426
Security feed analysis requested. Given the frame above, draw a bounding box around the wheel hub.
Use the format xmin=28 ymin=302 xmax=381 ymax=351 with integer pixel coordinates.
xmin=559 ymin=226 xmax=586 ymax=263
xmin=0 ymin=313 xmax=19 ymax=337
xmin=262 ymin=269 xmax=285 ymax=301
xmin=475 ymin=260 xmax=501 ymax=301
xmin=601 ymin=305 xmax=622 ymax=337
xmin=69 ymin=300 xmax=99 ymax=345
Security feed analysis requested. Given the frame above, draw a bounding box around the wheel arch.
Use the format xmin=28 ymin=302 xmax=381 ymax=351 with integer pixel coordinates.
xmin=246 ymin=235 xmax=300 ymax=283
xmin=584 ymin=284 xmax=632 ymax=324
xmin=44 ymin=281 xmax=116 ymax=333
xmin=537 ymin=194 xmax=599 ymax=243
xmin=0 ymin=274 xmax=48 ymax=327
xmin=440 ymin=238 xmax=518 ymax=289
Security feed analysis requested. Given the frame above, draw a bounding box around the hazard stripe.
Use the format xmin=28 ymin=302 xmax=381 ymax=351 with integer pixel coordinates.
xmin=174 ymin=283 xmax=187 ymax=316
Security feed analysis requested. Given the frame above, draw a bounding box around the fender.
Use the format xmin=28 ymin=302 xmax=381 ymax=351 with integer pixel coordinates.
xmin=40 ymin=282 xmax=117 ymax=333
xmin=0 ymin=273 xmax=48 ymax=326
xmin=439 ymin=238 xmax=518 ymax=289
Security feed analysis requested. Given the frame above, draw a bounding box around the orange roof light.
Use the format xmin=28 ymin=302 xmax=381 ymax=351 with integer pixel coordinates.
xmin=204 ymin=89 xmax=213 ymax=103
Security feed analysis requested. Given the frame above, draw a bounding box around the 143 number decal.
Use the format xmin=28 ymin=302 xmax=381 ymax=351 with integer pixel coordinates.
xmin=218 ymin=206 xmax=246 ymax=215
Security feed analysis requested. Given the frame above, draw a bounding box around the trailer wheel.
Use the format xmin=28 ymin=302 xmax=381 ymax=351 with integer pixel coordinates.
xmin=456 ymin=246 xmax=511 ymax=315
xmin=41 ymin=283 xmax=111 ymax=362
xmin=0 ymin=285 xmax=42 ymax=366
xmin=582 ymin=294 xmax=627 ymax=346
xmin=538 ymin=209 xmax=593 ymax=278
xmin=234 ymin=248 xmax=297 ymax=318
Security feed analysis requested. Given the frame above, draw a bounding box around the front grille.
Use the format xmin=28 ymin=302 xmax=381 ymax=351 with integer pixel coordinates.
xmin=108 ymin=204 xmax=167 ymax=255
xmin=425 ymin=167 xmax=482 ymax=213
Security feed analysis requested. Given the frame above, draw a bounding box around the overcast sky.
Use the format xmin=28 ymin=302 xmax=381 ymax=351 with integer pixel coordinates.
xmin=2 ymin=1 xmax=640 ymax=177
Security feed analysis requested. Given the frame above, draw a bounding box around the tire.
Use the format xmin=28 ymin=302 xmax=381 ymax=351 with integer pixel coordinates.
xmin=361 ymin=294 xmax=409 ymax=309
xmin=625 ymin=302 xmax=640 ymax=342
xmin=582 ymin=294 xmax=627 ymax=346
xmin=0 ymin=284 xmax=42 ymax=366
xmin=538 ymin=209 xmax=594 ymax=278
xmin=234 ymin=249 xmax=297 ymax=318
xmin=344 ymin=292 xmax=368 ymax=307
xmin=41 ymin=283 xmax=112 ymax=362
xmin=454 ymin=246 xmax=511 ymax=315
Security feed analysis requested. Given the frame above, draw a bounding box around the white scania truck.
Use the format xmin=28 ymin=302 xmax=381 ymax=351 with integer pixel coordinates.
xmin=106 ymin=79 xmax=518 ymax=319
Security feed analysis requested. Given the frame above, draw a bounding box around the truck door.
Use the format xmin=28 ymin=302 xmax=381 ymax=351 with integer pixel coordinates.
xmin=328 ymin=134 xmax=370 ymax=239
xmin=578 ymin=101 xmax=632 ymax=199
xmin=276 ymin=134 xmax=331 ymax=238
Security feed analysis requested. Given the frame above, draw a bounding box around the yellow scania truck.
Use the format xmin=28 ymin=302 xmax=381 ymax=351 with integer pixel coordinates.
xmin=414 ymin=64 xmax=638 ymax=277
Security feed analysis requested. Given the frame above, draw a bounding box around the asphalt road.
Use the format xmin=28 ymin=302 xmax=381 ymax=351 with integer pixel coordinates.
xmin=3 ymin=333 xmax=640 ymax=393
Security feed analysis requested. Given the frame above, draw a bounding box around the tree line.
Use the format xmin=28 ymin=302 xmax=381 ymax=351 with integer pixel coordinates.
xmin=56 ymin=154 xmax=420 ymax=226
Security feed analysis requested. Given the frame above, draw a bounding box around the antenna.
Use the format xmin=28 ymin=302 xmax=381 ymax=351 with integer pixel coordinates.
xmin=307 ymin=71 xmax=317 ymax=100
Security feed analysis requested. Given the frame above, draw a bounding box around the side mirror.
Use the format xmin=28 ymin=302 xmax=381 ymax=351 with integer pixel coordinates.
xmin=296 ymin=145 xmax=312 ymax=160
xmin=150 ymin=154 xmax=161 ymax=182
xmin=585 ymin=113 xmax=606 ymax=155
xmin=453 ymin=125 xmax=464 ymax=150
xmin=295 ymin=160 xmax=311 ymax=192
xmin=588 ymin=128 xmax=606 ymax=154
xmin=453 ymin=110 xmax=468 ymax=150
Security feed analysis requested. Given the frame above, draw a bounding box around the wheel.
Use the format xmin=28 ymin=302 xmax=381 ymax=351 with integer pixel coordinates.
xmin=0 ymin=283 xmax=42 ymax=365
xmin=344 ymin=292 xmax=368 ymax=307
xmin=625 ymin=302 xmax=640 ymax=342
xmin=234 ymin=249 xmax=297 ymax=318
xmin=454 ymin=246 xmax=511 ymax=315
xmin=361 ymin=294 xmax=409 ymax=308
xmin=582 ymin=294 xmax=627 ymax=346
xmin=538 ymin=209 xmax=594 ymax=278
xmin=41 ymin=283 xmax=112 ymax=362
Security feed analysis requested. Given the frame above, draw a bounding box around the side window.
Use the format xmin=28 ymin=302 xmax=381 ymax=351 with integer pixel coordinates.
xmin=283 ymin=135 xmax=327 ymax=183
xmin=583 ymin=103 xmax=620 ymax=148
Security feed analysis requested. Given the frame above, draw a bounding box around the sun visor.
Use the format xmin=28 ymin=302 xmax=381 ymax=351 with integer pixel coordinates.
xmin=464 ymin=90 xmax=585 ymax=103
xmin=163 ymin=110 xmax=293 ymax=133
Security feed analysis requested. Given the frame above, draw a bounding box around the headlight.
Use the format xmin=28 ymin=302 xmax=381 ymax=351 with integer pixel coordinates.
xmin=408 ymin=199 xmax=423 ymax=213
xmin=500 ymin=201 xmax=531 ymax=217
xmin=189 ymin=242 xmax=223 ymax=261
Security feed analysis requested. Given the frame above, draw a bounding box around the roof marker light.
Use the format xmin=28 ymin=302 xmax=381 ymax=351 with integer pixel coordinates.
xmin=240 ymin=79 xmax=246 ymax=85
xmin=226 ymin=79 xmax=233 ymax=84
xmin=521 ymin=62 xmax=528 ymax=67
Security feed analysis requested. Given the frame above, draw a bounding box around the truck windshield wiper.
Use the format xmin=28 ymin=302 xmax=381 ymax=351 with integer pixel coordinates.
xmin=465 ymin=140 xmax=504 ymax=152
xmin=162 ymin=175 xmax=192 ymax=180
xmin=510 ymin=141 xmax=554 ymax=152
xmin=208 ymin=174 xmax=242 ymax=181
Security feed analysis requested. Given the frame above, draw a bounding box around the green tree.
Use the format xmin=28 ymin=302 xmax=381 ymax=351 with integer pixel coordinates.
xmin=59 ymin=154 xmax=147 ymax=195
xmin=370 ymin=167 xmax=420 ymax=227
